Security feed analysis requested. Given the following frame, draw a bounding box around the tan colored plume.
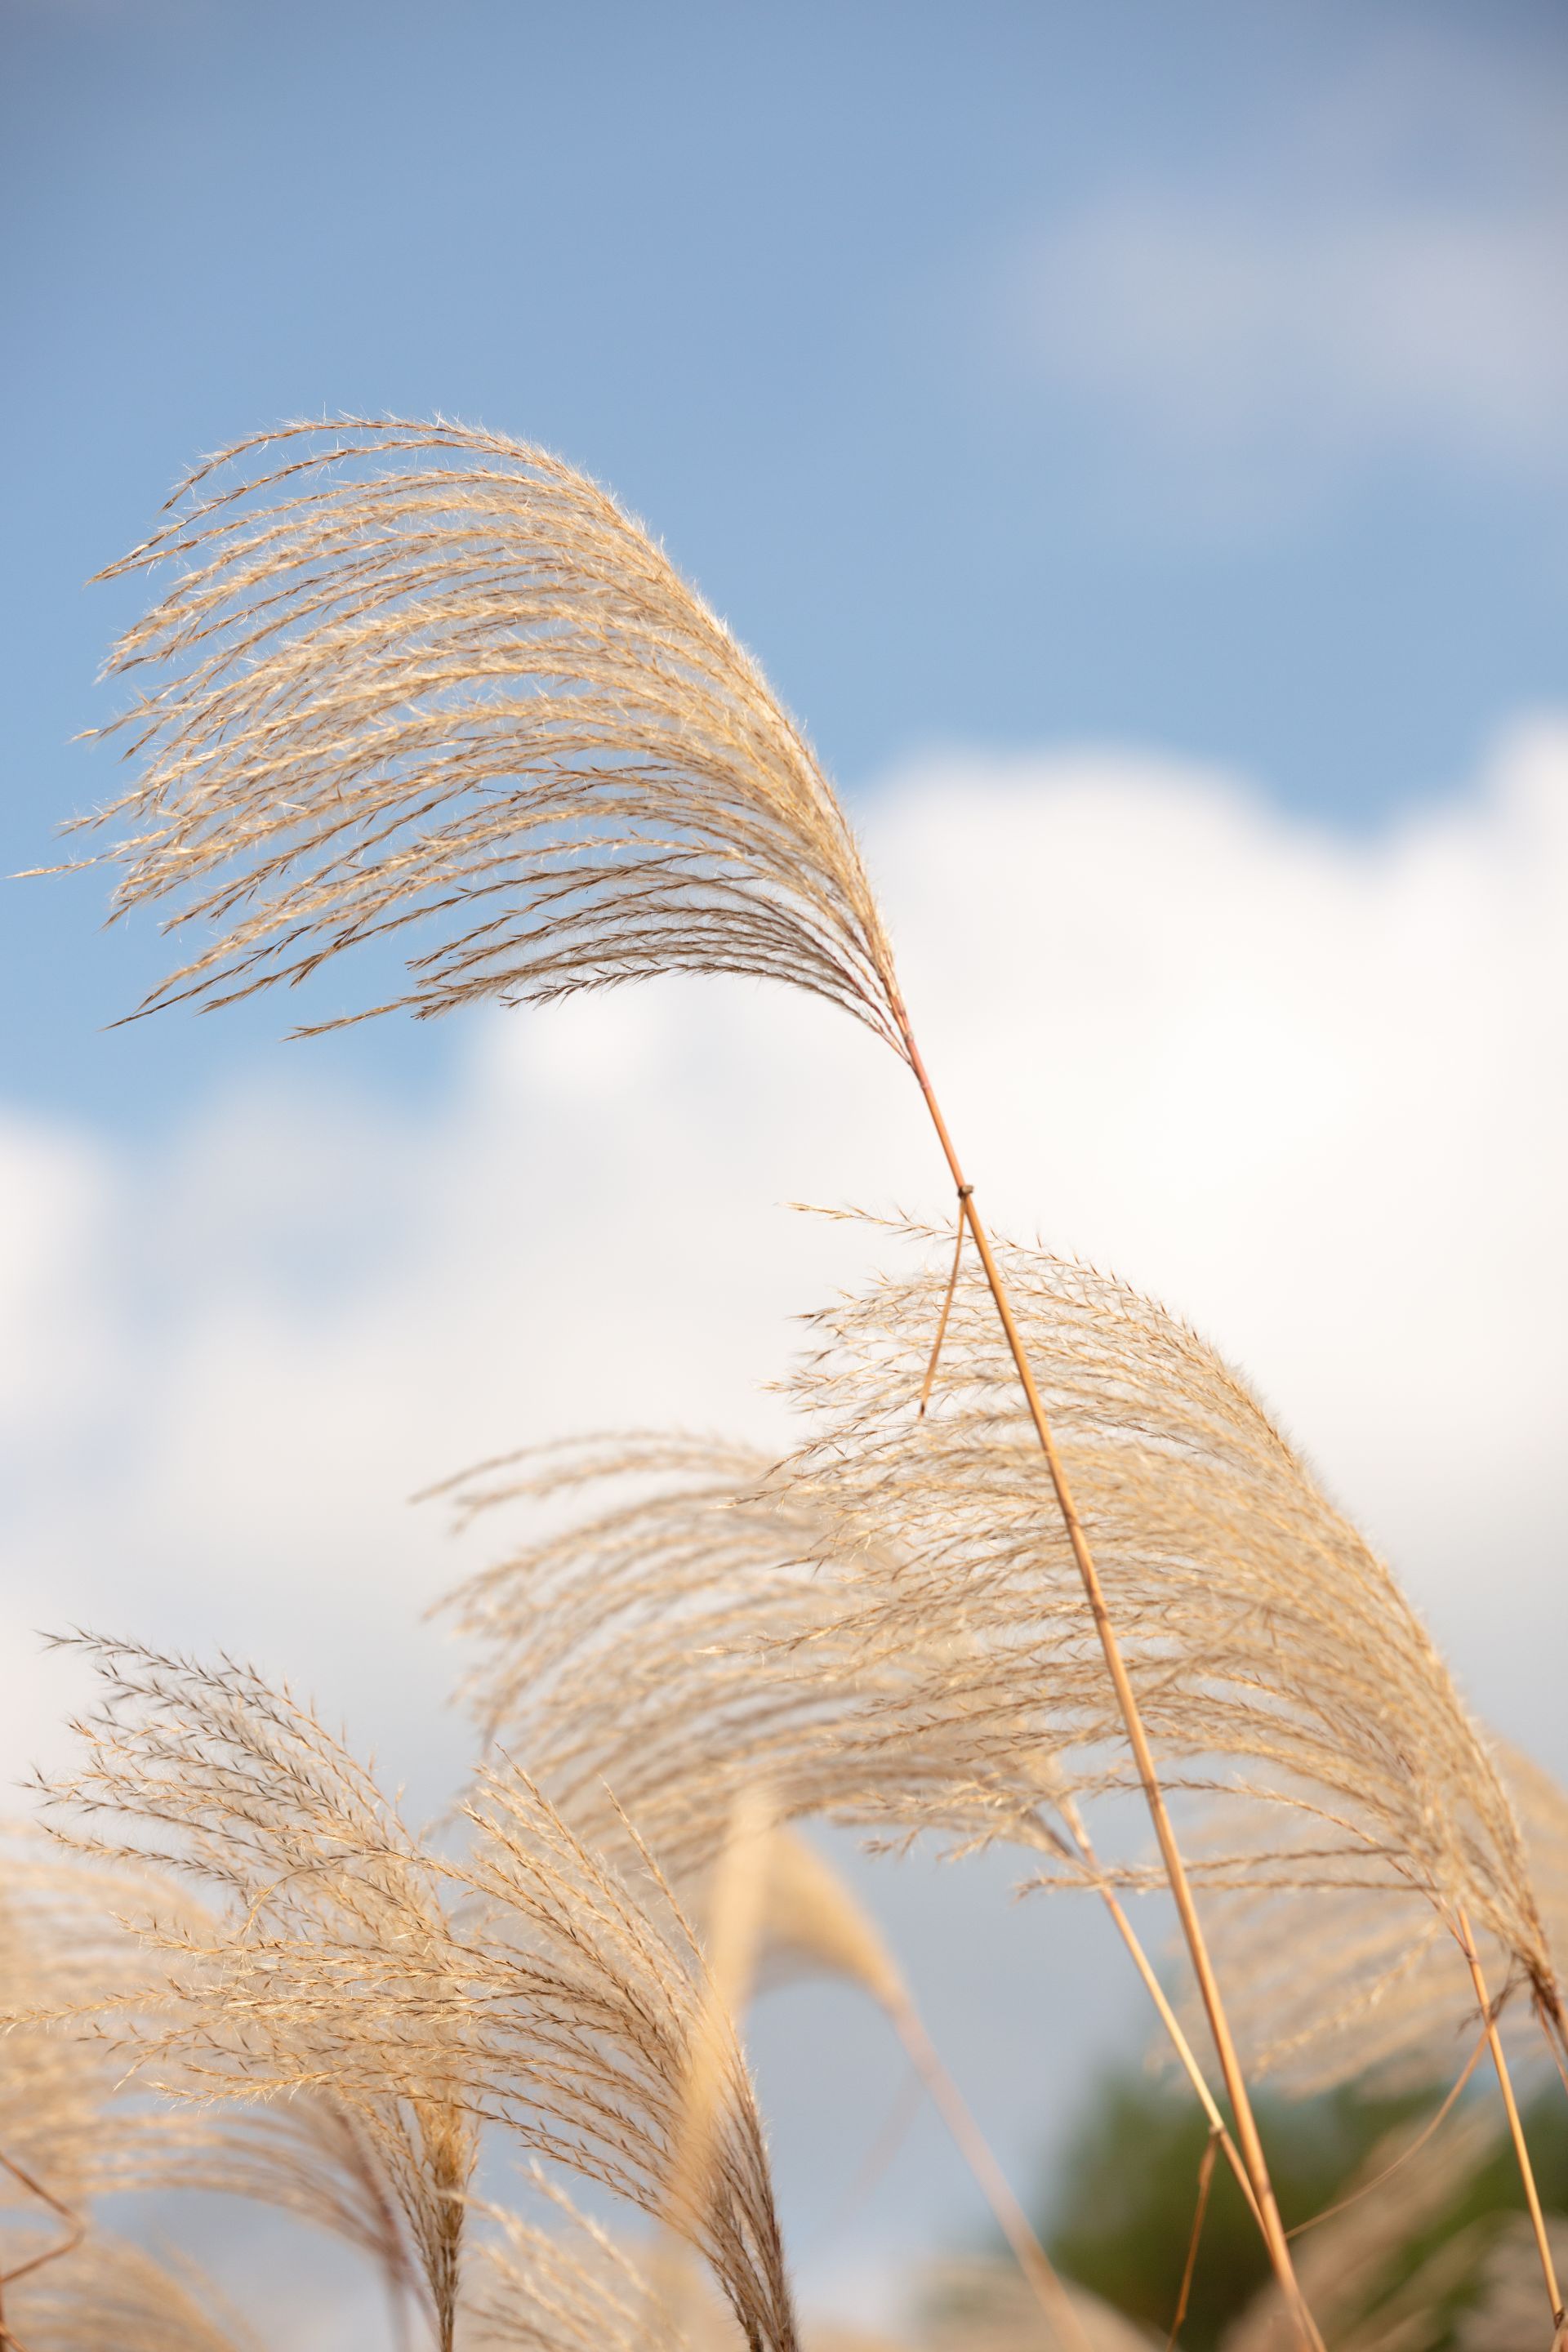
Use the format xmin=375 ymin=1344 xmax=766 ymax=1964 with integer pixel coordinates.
xmin=428 ymin=1431 xmax=1058 ymax=1883
xmin=1221 ymin=2100 xmax=1499 ymax=2352
xmin=36 ymin=1637 xmax=800 ymax=2352
xmin=915 ymin=2259 xmax=1157 ymax=2350
xmin=68 ymin=418 xmax=902 ymax=1047
xmin=770 ymin=1226 xmax=1560 ymax=2050
xmin=2 ymin=2235 xmax=265 ymax=2352
xmin=432 ymin=1437 xmax=1102 ymax=2352
xmin=1455 ymin=2215 xmax=1568 ymax=2352
xmin=1187 ymin=1741 xmax=1568 ymax=2096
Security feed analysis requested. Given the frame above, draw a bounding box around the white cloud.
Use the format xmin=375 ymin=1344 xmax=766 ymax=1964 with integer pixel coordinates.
xmin=978 ymin=36 xmax=1568 ymax=514
xmin=4 ymin=723 xmax=1567 ymax=2314
xmin=1004 ymin=194 xmax=1568 ymax=475
xmin=7 ymin=721 xmax=1567 ymax=1765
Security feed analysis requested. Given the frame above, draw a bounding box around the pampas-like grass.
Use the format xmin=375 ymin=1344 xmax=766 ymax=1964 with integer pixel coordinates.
xmin=429 ymin=1432 xmax=1058 ymax=1881
xmin=430 ymin=1433 xmax=1229 ymax=2341
xmin=36 ymin=1637 xmax=800 ymax=2352
xmin=75 ymin=413 xmax=1329 ymax=2323
xmin=431 ymin=1435 xmax=1263 ymax=2205
xmin=68 ymin=419 xmax=902 ymax=1046
xmin=1455 ymin=2216 xmax=1568 ymax=2352
xmin=463 ymin=2173 xmax=748 ymax=2352
xmin=33 ymin=1641 xmax=478 ymax=2350
xmin=2 ymin=2235 xmax=265 ymax=2352
xmin=917 ymin=2259 xmax=1158 ymax=2351
xmin=94 ymin=409 xmax=1568 ymax=2330
xmin=1179 ymin=1743 xmax=1568 ymax=2097
xmin=430 ymin=1409 xmax=1558 ymax=2232
xmin=769 ymin=1228 xmax=1559 ymax=2035
xmin=1220 ymin=2102 xmax=1498 ymax=2352
xmin=0 ymin=1824 xmax=440 ymax=2351
xmin=776 ymin=1229 xmax=1568 ymax=2327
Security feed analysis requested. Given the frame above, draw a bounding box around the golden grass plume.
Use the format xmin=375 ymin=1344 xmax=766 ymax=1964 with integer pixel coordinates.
xmin=429 ymin=1431 xmax=1058 ymax=1883
xmin=33 ymin=1637 xmax=800 ymax=2352
xmin=69 ymin=418 xmax=902 ymax=1046
xmin=771 ymin=1226 xmax=1560 ymax=2051
xmin=3 ymin=2235 xmax=265 ymax=2352
xmin=1185 ymin=1740 xmax=1568 ymax=2096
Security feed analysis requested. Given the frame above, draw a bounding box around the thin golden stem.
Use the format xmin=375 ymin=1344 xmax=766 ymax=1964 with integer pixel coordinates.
xmin=1050 ymin=1793 xmax=1263 ymax=2230
xmin=894 ymin=1008 xmax=1318 ymax=2350
xmin=1453 ymin=1904 xmax=1563 ymax=2329
xmin=885 ymin=1988 xmax=1097 ymax=2352
xmin=1165 ymin=2131 xmax=1219 ymax=2352
xmin=917 ymin=1191 xmax=969 ymax=1419
xmin=1539 ymin=2009 xmax=1568 ymax=2106
xmin=1083 ymin=1880 xmax=1263 ymax=2228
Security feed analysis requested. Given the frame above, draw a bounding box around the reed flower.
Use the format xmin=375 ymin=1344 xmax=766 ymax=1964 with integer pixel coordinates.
xmin=71 ymin=419 xmax=902 ymax=1046
xmin=36 ymin=1637 xmax=799 ymax=2352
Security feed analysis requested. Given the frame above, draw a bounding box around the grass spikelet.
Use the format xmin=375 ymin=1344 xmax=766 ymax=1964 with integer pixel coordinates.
xmin=918 ymin=2257 xmax=1160 ymax=2350
xmin=1454 ymin=2216 xmax=1568 ymax=2352
xmin=3 ymin=2235 xmax=265 ymax=2352
xmin=464 ymin=2172 xmax=746 ymax=2351
xmin=428 ymin=1432 xmax=1058 ymax=1880
xmin=1223 ymin=2102 xmax=1498 ymax=2352
xmin=69 ymin=418 xmax=902 ymax=1046
xmin=773 ymin=1228 xmax=1559 ymax=2055
xmin=36 ymin=1637 xmax=800 ymax=2352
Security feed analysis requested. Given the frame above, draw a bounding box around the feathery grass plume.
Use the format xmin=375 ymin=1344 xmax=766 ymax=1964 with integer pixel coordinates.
xmin=0 ymin=1836 xmax=122 ymax=2261
xmin=33 ymin=1638 xmax=479 ymax=2350
xmin=460 ymin=1763 xmax=797 ymax=2352
xmin=779 ymin=1227 xmax=1568 ymax=2332
xmin=1220 ymin=2102 xmax=1499 ymax=2352
xmin=70 ymin=418 xmax=903 ymax=1045
xmin=77 ymin=414 xmax=1345 ymax=2328
xmin=0 ymin=1823 xmax=436 ymax=2352
xmin=430 ymin=1436 xmax=1260 ymax=2234
xmin=0 ymin=1826 xmax=229 ymax=2339
xmin=463 ymin=2173 xmax=747 ymax=2352
xmin=1455 ymin=2215 xmax=1568 ymax=2352
xmin=918 ymin=2259 xmax=1158 ymax=2351
xmin=773 ymin=1225 xmax=1560 ymax=2029
xmin=3 ymin=2235 xmax=265 ymax=2352
xmin=432 ymin=1437 xmax=1129 ymax=2352
xmin=429 ymin=1432 xmax=1060 ymax=1882
xmin=1180 ymin=1743 xmax=1568 ymax=2100
xmin=38 ymin=1637 xmax=800 ymax=2352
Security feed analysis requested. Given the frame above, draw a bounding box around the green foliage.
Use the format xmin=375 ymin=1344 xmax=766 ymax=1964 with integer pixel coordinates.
xmin=1039 ymin=2063 xmax=1568 ymax=2351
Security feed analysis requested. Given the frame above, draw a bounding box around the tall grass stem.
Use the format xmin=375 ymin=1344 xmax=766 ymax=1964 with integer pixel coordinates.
xmin=1454 ymin=1904 xmax=1564 ymax=2329
xmin=895 ymin=1008 xmax=1320 ymax=2349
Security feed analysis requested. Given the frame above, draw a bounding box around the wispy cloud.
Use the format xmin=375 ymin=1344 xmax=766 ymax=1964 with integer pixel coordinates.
xmin=6 ymin=719 xmax=1566 ymax=1759
xmin=1004 ymin=196 xmax=1568 ymax=470
xmin=981 ymin=38 xmax=1568 ymax=519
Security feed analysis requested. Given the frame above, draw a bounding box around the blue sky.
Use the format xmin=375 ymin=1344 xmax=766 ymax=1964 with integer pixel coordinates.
xmin=3 ymin=7 xmax=1567 ymax=2336
xmin=5 ymin=0 xmax=1567 ymax=1125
